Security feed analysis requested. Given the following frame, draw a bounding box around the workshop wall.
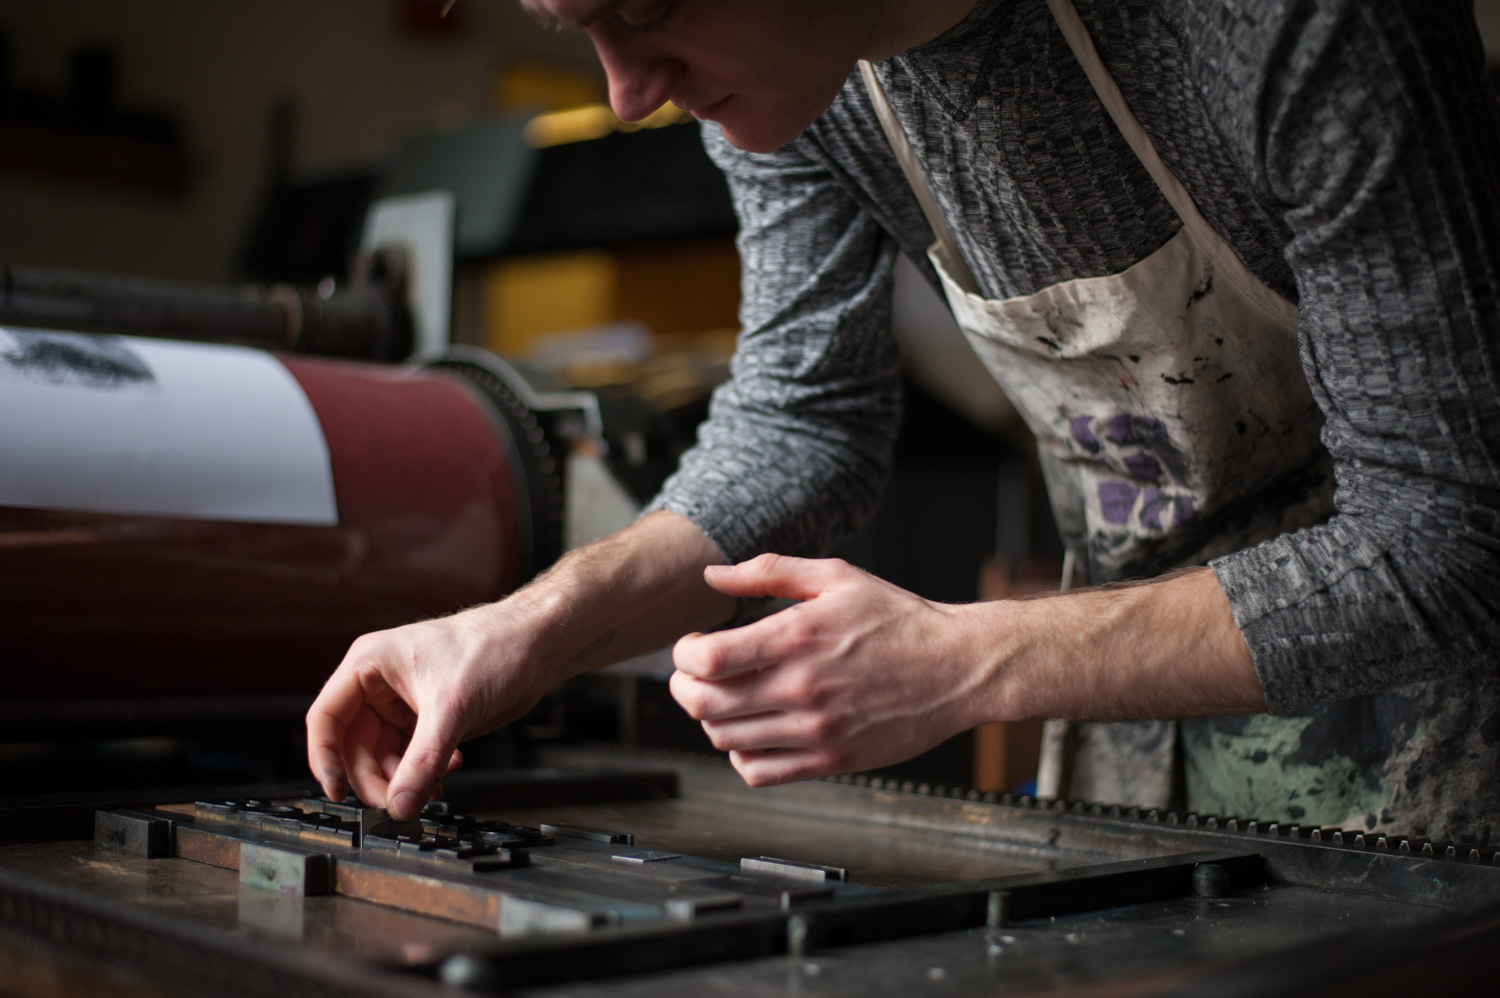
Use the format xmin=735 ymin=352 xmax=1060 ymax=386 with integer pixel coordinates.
xmin=5 ymin=1 xmax=1499 ymax=287
xmin=1478 ymin=0 xmax=1500 ymax=53
xmin=0 ymin=0 xmax=599 ymax=283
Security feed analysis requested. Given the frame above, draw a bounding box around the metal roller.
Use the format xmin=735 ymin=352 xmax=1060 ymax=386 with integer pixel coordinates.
xmin=0 ymin=327 xmax=561 ymax=702
xmin=0 ymin=257 xmax=414 ymax=361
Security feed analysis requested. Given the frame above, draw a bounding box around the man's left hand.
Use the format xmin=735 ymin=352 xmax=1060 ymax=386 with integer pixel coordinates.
xmin=670 ymin=554 xmax=997 ymax=786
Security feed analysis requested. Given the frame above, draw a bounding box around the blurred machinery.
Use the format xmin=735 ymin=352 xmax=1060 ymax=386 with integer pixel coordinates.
xmin=2 ymin=189 xmax=560 ymax=699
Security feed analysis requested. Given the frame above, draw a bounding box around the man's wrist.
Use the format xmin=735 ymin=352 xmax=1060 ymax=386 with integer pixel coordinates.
xmin=944 ymin=598 xmax=1035 ymax=729
xmin=458 ymin=511 xmax=735 ymax=690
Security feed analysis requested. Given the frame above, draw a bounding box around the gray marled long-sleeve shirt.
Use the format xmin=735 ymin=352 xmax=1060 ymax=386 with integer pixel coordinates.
xmin=647 ymin=0 xmax=1500 ymax=842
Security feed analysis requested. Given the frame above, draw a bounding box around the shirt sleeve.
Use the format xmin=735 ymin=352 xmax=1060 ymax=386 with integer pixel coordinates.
xmin=642 ymin=124 xmax=904 ymax=564
xmin=1200 ymin=0 xmax=1500 ymax=711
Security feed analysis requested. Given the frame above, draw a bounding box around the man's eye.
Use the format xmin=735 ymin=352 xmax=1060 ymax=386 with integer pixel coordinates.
xmin=616 ymin=0 xmax=677 ymax=31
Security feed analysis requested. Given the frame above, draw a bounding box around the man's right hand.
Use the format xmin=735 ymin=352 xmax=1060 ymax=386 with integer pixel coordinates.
xmin=304 ymin=510 xmax=736 ymax=821
xmin=306 ymin=605 xmax=553 ymax=820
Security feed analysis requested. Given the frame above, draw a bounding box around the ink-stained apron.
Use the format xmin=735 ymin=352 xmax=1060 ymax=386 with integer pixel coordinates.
xmin=860 ymin=0 xmax=1334 ymax=806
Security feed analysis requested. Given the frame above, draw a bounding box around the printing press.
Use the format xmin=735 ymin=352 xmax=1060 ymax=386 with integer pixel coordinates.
xmin=3 ymin=190 xmax=1500 ymax=998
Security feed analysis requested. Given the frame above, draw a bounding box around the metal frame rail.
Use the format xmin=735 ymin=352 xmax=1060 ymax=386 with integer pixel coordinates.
xmin=2 ymin=755 xmax=1499 ymax=997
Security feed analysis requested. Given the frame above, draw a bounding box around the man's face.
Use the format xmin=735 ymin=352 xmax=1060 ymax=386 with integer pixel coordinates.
xmin=522 ymin=0 xmax=876 ymax=152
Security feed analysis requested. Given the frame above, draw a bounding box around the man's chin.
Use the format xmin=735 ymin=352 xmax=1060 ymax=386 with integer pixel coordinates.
xmin=717 ymin=120 xmax=805 ymax=154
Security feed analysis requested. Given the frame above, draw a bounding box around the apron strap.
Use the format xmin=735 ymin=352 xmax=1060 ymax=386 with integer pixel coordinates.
xmin=1043 ymin=0 xmax=1296 ymax=326
xmin=858 ymin=1 xmax=1297 ymax=327
xmin=858 ymin=60 xmax=983 ymax=296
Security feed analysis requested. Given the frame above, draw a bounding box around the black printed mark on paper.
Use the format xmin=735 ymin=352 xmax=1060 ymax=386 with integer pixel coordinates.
xmin=0 ymin=329 xmax=154 ymax=389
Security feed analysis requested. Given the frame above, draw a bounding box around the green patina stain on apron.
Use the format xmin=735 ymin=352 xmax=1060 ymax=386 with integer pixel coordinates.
xmin=1182 ymin=715 xmax=1390 ymax=827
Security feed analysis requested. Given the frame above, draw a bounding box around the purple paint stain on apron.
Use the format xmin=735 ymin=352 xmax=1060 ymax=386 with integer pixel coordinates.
xmin=1133 ymin=417 xmax=1192 ymax=486
xmin=1172 ymin=494 xmax=1197 ymax=527
xmin=1103 ymin=413 xmax=1135 ymax=444
xmin=1098 ymin=482 xmax=1139 ymax=524
xmin=1139 ymin=487 xmax=1169 ymax=530
xmin=1124 ymin=452 xmax=1161 ymax=482
xmin=1069 ymin=415 xmax=1100 ymax=453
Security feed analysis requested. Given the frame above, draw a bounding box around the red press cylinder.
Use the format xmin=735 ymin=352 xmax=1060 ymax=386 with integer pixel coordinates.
xmin=1 ymin=352 xmax=530 ymax=700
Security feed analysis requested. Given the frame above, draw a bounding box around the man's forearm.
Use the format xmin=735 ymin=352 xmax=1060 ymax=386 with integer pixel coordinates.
xmin=975 ymin=567 xmax=1265 ymax=724
xmin=306 ymin=510 xmax=735 ymax=817
xmin=491 ymin=510 xmax=739 ymax=686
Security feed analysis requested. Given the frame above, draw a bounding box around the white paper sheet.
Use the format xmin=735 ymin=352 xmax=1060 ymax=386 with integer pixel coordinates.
xmin=0 ymin=328 xmax=338 ymax=525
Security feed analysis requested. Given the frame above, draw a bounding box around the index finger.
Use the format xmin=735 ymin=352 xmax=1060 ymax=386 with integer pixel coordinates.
xmin=702 ymin=554 xmax=851 ymax=602
xmin=306 ymin=666 xmax=367 ymax=800
xmin=673 ymin=603 xmax=806 ymax=681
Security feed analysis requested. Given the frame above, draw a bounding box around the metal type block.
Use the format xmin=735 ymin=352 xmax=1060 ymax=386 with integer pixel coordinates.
xmin=301 ymin=823 xmax=357 ymax=850
xmin=426 ymin=815 xmax=480 ymax=835
xmin=360 ymin=808 xmax=425 ymax=846
xmin=499 ymin=896 xmax=616 ymax=937
xmin=779 ymin=885 xmax=836 ymax=911
xmin=470 ymin=821 xmax=554 ymax=848
xmin=740 ymin=856 xmax=847 ymax=883
xmin=539 ymin=823 xmax=633 ymax=845
xmin=476 ymin=830 xmax=544 ymax=850
xmin=238 ymin=841 xmax=334 ymax=896
xmin=610 ymin=849 xmax=681 ymax=864
xmin=296 ymin=796 xmax=363 ymax=822
xmin=195 ymin=800 xmax=241 ymax=819
xmin=371 ymin=830 xmax=435 ymax=853
xmin=360 ymin=821 xmax=530 ymax=874
xmin=94 ymin=809 xmax=173 ymax=858
xmin=663 ymin=892 xmax=743 ymax=921
xmin=418 ymin=804 xmax=533 ymax=843
xmin=472 ymin=850 xmax=530 ymax=872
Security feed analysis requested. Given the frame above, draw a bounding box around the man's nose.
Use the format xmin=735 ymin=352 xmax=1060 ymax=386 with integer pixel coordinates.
xmin=592 ymin=35 xmax=684 ymax=121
